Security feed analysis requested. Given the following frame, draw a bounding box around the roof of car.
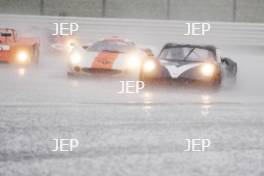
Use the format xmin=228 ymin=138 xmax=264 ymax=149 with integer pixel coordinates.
xmin=103 ymin=36 xmax=133 ymax=43
xmin=162 ymin=43 xmax=216 ymax=52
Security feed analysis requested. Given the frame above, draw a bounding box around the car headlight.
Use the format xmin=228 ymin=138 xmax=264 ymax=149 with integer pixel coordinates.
xmin=126 ymin=53 xmax=142 ymax=69
xmin=70 ymin=52 xmax=81 ymax=65
xmin=17 ymin=51 xmax=29 ymax=63
xmin=201 ymin=63 xmax=215 ymax=77
xmin=143 ymin=60 xmax=156 ymax=73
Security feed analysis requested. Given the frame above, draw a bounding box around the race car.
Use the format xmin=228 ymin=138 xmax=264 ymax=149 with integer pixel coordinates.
xmin=139 ymin=43 xmax=237 ymax=87
xmin=0 ymin=28 xmax=39 ymax=64
xmin=67 ymin=37 xmax=154 ymax=77
xmin=48 ymin=34 xmax=78 ymax=54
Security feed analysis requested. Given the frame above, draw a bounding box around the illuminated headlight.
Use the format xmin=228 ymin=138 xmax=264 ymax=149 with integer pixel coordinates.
xmin=201 ymin=63 xmax=215 ymax=77
xmin=17 ymin=51 xmax=29 ymax=63
xmin=143 ymin=60 xmax=156 ymax=73
xmin=70 ymin=52 xmax=81 ymax=65
xmin=126 ymin=54 xmax=142 ymax=69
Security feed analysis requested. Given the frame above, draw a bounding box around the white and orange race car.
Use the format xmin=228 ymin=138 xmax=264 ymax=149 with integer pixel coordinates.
xmin=0 ymin=28 xmax=39 ymax=64
xmin=67 ymin=37 xmax=155 ymax=77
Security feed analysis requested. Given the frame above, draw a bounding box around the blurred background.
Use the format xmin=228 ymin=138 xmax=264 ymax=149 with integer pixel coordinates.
xmin=0 ymin=0 xmax=264 ymax=22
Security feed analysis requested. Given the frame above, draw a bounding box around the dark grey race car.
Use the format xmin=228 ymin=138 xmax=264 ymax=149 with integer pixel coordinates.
xmin=139 ymin=43 xmax=237 ymax=87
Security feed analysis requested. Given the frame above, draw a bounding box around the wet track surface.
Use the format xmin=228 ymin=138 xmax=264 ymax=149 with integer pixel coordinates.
xmin=0 ymin=47 xmax=264 ymax=175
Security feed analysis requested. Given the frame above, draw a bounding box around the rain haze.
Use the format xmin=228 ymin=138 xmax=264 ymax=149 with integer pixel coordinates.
xmin=0 ymin=0 xmax=264 ymax=176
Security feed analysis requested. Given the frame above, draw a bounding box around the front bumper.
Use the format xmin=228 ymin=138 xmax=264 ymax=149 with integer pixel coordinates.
xmin=67 ymin=66 xmax=139 ymax=78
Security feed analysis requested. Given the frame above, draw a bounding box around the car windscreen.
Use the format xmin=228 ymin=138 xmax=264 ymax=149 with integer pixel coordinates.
xmin=0 ymin=32 xmax=12 ymax=37
xmin=88 ymin=40 xmax=136 ymax=53
xmin=159 ymin=47 xmax=215 ymax=62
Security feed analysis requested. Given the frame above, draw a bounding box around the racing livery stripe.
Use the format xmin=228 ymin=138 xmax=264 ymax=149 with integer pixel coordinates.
xmin=80 ymin=52 xmax=98 ymax=68
xmin=165 ymin=63 xmax=201 ymax=78
xmin=91 ymin=51 xmax=119 ymax=69
xmin=112 ymin=53 xmax=126 ymax=70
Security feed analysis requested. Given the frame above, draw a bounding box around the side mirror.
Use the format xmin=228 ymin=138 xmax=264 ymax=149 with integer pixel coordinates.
xmin=69 ymin=42 xmax=75 ymax=47
xmin=221 ymin=57 xmax=230 ymax=65
xmin=82 ymin=45 xmax=90 ymax=50
xmin=221 ymin=57 xmax=237 ymax=75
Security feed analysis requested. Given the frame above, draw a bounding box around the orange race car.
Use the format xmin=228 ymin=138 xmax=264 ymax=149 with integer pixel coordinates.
xmin=0 ymin=28 xmax=39 ymax=64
